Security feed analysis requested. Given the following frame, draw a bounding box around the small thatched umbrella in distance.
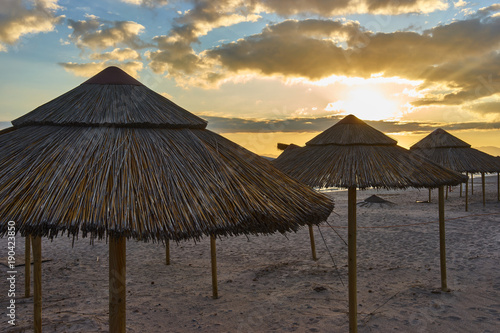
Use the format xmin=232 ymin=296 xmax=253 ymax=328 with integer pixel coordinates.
xmin=410 ymin=128 xmax=500 ymax=209
xmin=0 ymin=67 xmax=333 ymax=332
xmin=273 ymin=114 xmax=466 ymax=333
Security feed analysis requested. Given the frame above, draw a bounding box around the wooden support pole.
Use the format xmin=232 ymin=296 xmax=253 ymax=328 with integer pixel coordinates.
xmin=210 ymin=235 xmax=218 ymax=299
xmin=109 ymin=236 xmax=126 ymax=333
xmin=460 ymin=183 xmax=462 ymax=197
xmin=471 ymin=173 xmax=474 ymax=195
xmin=438 ymin=186 xmax=448 ymax=292
xmin=498 ymin=172 xmax=499 ymax=201
xmin=165 ymin=239 xmax=170 ymax=265
xmin=348 ymin=186 xmax=357 ymax=333
xmin=428 ymin=188 xmax=431 ymax=203
xmin=482 ymin=172 xmax=486 ymax=207
xmin=308 ymin=224 xmax=318 ymax=261
xmin=33 ymin=236 xmax=42 ymax=333
xmin=465 ymin=173 xmax=469 ymax=212
xmin=25 ymin=235 xmax=31 ymax=298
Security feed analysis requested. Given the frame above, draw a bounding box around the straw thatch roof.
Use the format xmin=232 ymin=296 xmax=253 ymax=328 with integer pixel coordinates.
xmin=272 ymin=115 xmax=467 ymax=189
xmin=0 ymin=67 xmax=333 ymax=241
xmin=410 ymin=128 xmax=500 ymax=173
xmin=13 ymin=67 xmax=207 ymax=129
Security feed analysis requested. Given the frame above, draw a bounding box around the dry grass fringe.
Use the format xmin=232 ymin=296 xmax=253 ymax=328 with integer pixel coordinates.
xmin=0 ymin=126 xmax=334 ymax=242
xmin=273 ymin=144 xmax=467 ymax=189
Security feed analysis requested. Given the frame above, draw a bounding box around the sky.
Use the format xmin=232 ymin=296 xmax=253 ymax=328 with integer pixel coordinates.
xmin=0 ymin=0 xmax=499 ymax=157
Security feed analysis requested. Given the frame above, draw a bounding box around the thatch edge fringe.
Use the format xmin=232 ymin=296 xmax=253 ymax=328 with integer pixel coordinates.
xmin=0 ymin=211 xmax=330 ymax=242
xmin=12 ymin=122 xmax=208 ymax=130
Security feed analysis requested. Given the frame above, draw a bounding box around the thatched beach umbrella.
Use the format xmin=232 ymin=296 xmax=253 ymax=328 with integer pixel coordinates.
xmin=410 ymin=128 xmax=500 ymax=209
xmin=273 ymin=114 xmax=466 ymax=333
xmin=0 ymin=67 xmax=334 ymax=332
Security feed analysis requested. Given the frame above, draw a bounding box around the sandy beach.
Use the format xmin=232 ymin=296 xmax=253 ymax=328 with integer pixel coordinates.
xmin=1 ymin=175 xmax=499 ymax=332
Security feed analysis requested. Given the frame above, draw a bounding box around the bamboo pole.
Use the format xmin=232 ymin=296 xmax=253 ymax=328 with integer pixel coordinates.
xmin=348 ymin=186 xmax=357 ymax=333
xmin=428 ymin=188 xmax=431 ymax=203
xmin=109 ymin=236 xmax=126 ymax=333
xmin=25 ymin=235 xmax=31 ymax=298
xmin=438 ymin=186 xmax=448 ymax=292
xmin=308 ymin=224 xmax=317 ymax=261
xmin=465 ymin=173 xmax=469 ymax=212
xmin=165 ymin=239 xmax=170 ymax=265
xmin=33 ymin=236 xmax=42 ymax=333
xmin=210 ymin=235 xmax=218 ymax=299
xmin=482 ymin=172 xmax=486 ymax=207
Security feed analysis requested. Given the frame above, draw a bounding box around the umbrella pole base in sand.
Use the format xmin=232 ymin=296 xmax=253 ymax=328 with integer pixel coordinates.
xmin=348 ymin=187 xmax=357 ymax=333
xmin=308 ymin=225 xmax=318 ymax=261
xmin=482 ymin=172 xmax=486 ymax=207
xmin=33 ymin=236 xmax=42 ymax=333
xmin=438 ymin=186 xmax=449 ymax=292
xmin=465 ymin=173 xmax=469 ymax=212
xmin=471 ymin=174 xmax=474 ymax=195
xmin=109 ymin=236 xmax=126 ymax=333
xmin=211 ymin=235 xmax=218 ymax=299
xmin=165 ymin=239 xmax=170 ymax=266
xmin=25 ymin=235 xmax=31 ymax=298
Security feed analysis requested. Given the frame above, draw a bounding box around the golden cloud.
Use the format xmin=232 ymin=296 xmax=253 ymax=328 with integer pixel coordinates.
xmin=0 ymin=0 xmax=63 ymax=51
xmin=203 ymin=15 xmax=500 ymax=105
xmin=90 ymin=48 xmax=141 ymax=61
xmin=67 ymin=16 xmax=149 ymax=50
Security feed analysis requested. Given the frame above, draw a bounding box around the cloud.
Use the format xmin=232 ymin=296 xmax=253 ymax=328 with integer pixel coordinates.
xmin=67 ymin=15 xmax=150 ymax=50
xmin=90 ymin=48 xmax=141 ymax=61
xmin=120 ymin=0 xmax=169 ymax=7
xmin=145 ymin=0 xmax=450 ymax=85
xmin=147 ymin=0 xmax=448 ymax=81
xmin=465 ymin=101 xmax=500 ymax=116
xmin=148 ymin=0 xmax=261 ymax=83
xmin=251 ymin=0 xmax=448 ymax=16
xmin=475 ymin=3 xmax=500 ymax=18
xmin=203 ymin=114 xmax=500 ymax=134
xmin=201 ymin=12 xmax=500 ymax=105
xmin=61 ymin=15 xmax=151 ymax=80
xmin=59 ymin=61 xmax=143 ymax=78
xmin=0 ymin=0 xmax=64 ymax=51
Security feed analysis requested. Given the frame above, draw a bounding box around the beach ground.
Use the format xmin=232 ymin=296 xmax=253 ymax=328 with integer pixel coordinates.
xmin=1 ymin=175 xmax=499 ymax=332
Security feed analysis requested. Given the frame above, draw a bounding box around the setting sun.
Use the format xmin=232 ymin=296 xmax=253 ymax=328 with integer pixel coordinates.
xmin=326 ymin=87 xmax=399 ymax=121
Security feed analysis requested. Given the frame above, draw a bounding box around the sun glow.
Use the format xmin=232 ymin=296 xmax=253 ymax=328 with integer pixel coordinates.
xmin=326 ymin=87 xmax=400 ymax=121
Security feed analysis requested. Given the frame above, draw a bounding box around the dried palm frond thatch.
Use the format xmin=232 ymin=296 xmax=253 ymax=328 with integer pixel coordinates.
xmin=273 ymin=115 xmax=467 ymax=189
xmin=409 ymin=128 xmax=500 ymax=173
xmin=0 ymin=67 xmax=333 ymax=242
